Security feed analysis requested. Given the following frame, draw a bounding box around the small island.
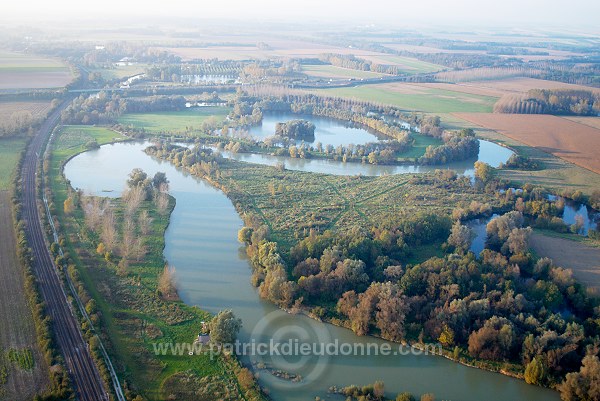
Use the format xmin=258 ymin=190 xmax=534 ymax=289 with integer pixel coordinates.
xmin=275 ymin=119 xmax=316 ymax=141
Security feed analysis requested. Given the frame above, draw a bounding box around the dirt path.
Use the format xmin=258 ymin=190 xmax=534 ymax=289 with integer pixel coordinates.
xmin=0 ymin=191 xmax=49 ymax=400
xmin=530 ymin=232 xmax=600 ymax=295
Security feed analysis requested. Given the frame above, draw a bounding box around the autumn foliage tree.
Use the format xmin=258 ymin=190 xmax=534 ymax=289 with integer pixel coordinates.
xmin=157 ymin=264 xmax=178 ymax=300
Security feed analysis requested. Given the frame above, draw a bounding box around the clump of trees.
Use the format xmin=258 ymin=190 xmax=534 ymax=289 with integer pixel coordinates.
xmin=209 ymin=309 xmax=242 ymax=344
xmin=501 ymin=154 xmax=541 ymax=170
xmin=331 ymin=380 xmax=434 ymax=401
xmin=419 ymin=136 xmax=479 ymax=165
xmin=275 ymin=119 xmax=315 ymax=141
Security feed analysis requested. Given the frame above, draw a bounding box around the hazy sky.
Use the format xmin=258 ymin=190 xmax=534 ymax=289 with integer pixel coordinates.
xmin=3 ymin=0 xmax=600 ymax=28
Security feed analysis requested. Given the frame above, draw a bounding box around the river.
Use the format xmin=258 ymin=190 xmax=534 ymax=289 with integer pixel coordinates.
xmin=63 ymin=139 xmax=560 ymax=401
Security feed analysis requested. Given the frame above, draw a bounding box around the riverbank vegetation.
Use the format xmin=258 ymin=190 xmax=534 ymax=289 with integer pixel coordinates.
xmin=148 ymin=143 xmax=600 ymax=399
xmin=329 ymin=380 xmax=434 ymax=401
xmin=45 ymin=126 xmax=267 ymax=400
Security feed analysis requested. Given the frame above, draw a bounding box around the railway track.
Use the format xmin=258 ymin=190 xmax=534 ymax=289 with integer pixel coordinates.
xmin=20 ymin=99 xmax=110 ymax=401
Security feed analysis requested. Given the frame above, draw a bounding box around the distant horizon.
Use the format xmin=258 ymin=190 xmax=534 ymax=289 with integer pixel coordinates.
xmin=1 ymin=0 xmax=600 ymax=31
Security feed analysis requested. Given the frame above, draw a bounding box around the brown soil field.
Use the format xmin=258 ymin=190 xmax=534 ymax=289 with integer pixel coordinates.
xmin=530 ymin=232 xmax=600 ymax=295
xmin=418 ymin=82 xmax=506 ymax=97
xmin=455 ymin=113 xmax=600 ymax=174
xmin=562 ymin=117 xmax=600 ymax=130
xmin=0 ymin=102 xmax=52 ymax=120
xmin=0 ymin=71 xmax=73 ymax=89
xmin=0 ymin=52 xmax=73 ymax=89
xmin=0 ymin=191 xmax=49 ymax=400
xmin=461 ymin=77 xmax=600 ymax=95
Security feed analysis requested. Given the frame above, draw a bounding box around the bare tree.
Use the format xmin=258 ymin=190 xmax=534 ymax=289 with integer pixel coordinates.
xmin=100 ymin=201 xmax=118 ymax=252
xmin=138 ymin=210 xmax=153 ymax=235
xmin=121 ymin=216 xmax=135 ymax=260
xmin=155 ymin=191 xmax=170 ymax=215
xmin=158 ymin=264 xmax=178 ymax=300
xmin=83 ymin=196 xmax=103 ymax=231
xmin=133 ymin=237 xmax=147 ymax=262
xmin=123 ymin=185 xmax=145 ymax=216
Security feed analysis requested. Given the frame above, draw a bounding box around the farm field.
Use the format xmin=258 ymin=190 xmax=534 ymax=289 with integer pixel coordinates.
xmin=0 ymin=137 xmax=27 ymax=190
xmin=0 ymin=191 xmax=50 ymax=400
xmin=0 ymin=51 xmax=73 ymax=89
xmin=117 ymin=107 xmax=230 ymax=134
xmin=530 ymin=232 xmax=600 ymax=295
xmin=456 ymin=77 xmax=600 ymax=95
xmin=0 ymin=101 xmax=52 ymax=121
xmin=455 ymin=113 xmax=600 ymax=174
xmin=358 ymin=55 xmax=445 ymax=74
xmin=89 ymin=64 xmax=148 ymax=80
xmin=562 ymin=116 xmax=600 ymax=130
xmin=434 ymin=113 xmax=600 ymax=196
xmin=302 ymin=65 xmax=387 ymax=79
xmin=316 ymin=83 xmax=497 ymax=113
xmin=408 ymin=77 xmax=598 ymax=100
xmin=151 ymin=39 xmax=428 ymax=63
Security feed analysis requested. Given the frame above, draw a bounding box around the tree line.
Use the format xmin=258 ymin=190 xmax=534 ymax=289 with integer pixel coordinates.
xmin=494 ymin=89 xmax=600 ymax=115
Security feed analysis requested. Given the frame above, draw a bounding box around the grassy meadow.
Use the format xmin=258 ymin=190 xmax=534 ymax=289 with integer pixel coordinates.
xmin=192 ymin=157 xmax=501 ymax=252
xmin=316 ymin=85 xmax=497 ymax=113
xmin=117 ymin=107 xmax=230 ymax=134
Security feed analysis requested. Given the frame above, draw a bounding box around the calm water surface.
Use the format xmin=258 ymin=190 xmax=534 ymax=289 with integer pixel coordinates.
xmin=248 ymin=113 xmax=386 ymax=147
xmin=64 ymin=141 xmax=557 ymax=401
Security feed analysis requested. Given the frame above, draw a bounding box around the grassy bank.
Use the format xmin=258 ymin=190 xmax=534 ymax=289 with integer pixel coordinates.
xmin=47 ymin=126 xmax=264 ymax=400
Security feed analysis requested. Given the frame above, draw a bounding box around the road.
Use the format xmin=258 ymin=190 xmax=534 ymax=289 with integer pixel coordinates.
xmin=20 ymin=99 xmax=109 ymax=401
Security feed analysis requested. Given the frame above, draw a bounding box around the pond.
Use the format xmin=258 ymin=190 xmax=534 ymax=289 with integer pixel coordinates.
xmin=468 ymin=198 xmax=599 ymax=255
xmin=552 ymin=196 xmax=599 ymax=235
xmin=248 ymin=112 xmax=387 ymax=147
xmin=64 ymin=141 xmax=558 ymax=401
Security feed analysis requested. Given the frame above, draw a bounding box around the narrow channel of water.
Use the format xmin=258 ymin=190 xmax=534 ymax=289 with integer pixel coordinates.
xmin=219 ymin=139 xmax=513 ymax=177
xmin=64 ymin=141 xmax=558 ymax=401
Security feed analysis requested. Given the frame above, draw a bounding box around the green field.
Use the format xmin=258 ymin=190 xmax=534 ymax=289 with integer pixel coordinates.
xmin=89 ymin=64 xmax=148 ymax=80
xmin=302 ymin=65 xmax=387 ymax=79
xmin=117 ymin=107 xmax=231 ymax=134
xmin=375 ymin=55 xmax=445 ymax=74
xmin=316 ymin=85 xmax=497 ymax=113
xmin=0 ymin=137 xmax=27 ymax=190
xmin=0 ymin=51 xmax=68 ymax=72
xmin=398 ymin=133 xmax=444 ymax=160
